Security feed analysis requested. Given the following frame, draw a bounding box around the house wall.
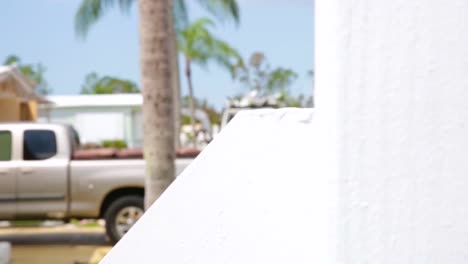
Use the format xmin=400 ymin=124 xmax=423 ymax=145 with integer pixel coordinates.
xmin=20 ymin=101 xmax=38 ymax=121
xmin=0 ymin=97 xmax=20 ymax=122
xmin=39 ymin=106 xmax=140 ymax=147
xmin=0 ymin=78 xmax=38 ymax=122
xmin=316 ymin=0 xmax=468 ymax=262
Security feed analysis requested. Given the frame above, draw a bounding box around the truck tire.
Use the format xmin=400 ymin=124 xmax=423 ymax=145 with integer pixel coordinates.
xmin=104 ymin=195 xmax=144 ymax=244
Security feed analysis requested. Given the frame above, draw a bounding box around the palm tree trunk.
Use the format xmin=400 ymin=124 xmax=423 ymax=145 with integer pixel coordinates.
xmin=168 ymin=5 xmax=182 ymax=149
xmin=184 ymin=57 xmax=197 ymax=148
xmin=138 ymin=0 xmax=175 ymax=210
xmin=172 ymin=56 xmax=182 ymax=149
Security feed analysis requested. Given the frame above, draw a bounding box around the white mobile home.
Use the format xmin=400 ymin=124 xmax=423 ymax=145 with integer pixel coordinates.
xmin=39 ymin=94 xmax=213 ymax=148
xmin=39 ymin=94 xmax=144 ymax=147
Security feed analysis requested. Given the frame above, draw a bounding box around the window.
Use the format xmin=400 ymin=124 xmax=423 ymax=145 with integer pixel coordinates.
xmin=75 ymin=113 xmax=124 ymax=143
xmin=23 ymin=130 xmax=57 ymax=160
xmin=67 ymin=125 xmax=81 ymax=153
xmin=227 ymin=113 xmax=237 ymax=124
xmin=0 ymin=131 xmax=12 ymax=161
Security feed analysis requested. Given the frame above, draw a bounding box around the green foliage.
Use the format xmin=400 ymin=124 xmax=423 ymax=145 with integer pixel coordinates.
xmin=75 ymin=0 xmax=134 ymax=38
xmin=69 ymin=218 xmax=101 ymax=227
xmin=233 ymin=52 xmax=298 ymax=94
xmin=181 ymin=95 xmax=222 ymax=124
xmin=179 ymin=17 xmax=239 ymax=134
xmin=178 ymin=17 xmax=241 ymax=72
xmin=267 ymin=68 xmax=298 ymax=93
xmin=204 ymin=105 xmax=222 ymax=124
xmin=10 ymin=220 xmax=42 ymax=227
xmin=196 ymin=0 xmax=240 ymax=25
xmin=4 ymin=55 xmax=20 ymax=65
xmin=102 ymin=139 xmax=127 ymax=149
xmin=230 ymin=52 xmax=312 ymax=108
xmin=81 ymin=72 xmax=140 ymax=94
xmin=75 ymin=0 xmax=240 ymax=38
xmin=174 ymin=0 xmax=189 ymax=31
xmin=232 ymin=52 xmax=269 ymax=91
xmin=181 ymin=115 xmax=194 ymax=125
xmin=3 ymin=55 xmax=52 ymax=95
xmin=277 ymin=92 xmax=314 ymax=108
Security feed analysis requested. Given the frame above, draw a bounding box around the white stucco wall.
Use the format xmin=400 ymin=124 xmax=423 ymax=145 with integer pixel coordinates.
xmin=317 ymin=0 xmax=468 ymax=262
xmin=102 ymin=1 xmax=468 ymax=263
xmin=101 ymin=109 xmax=320 ymax=264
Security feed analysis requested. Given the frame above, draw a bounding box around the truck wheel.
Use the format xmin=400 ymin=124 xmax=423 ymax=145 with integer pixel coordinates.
xmin=104 ymin=196 xmax=144 ymax=244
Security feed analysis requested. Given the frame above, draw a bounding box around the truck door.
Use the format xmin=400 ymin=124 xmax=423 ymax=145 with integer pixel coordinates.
xmin=0 ymin=130 xmax=16 ymax=219
xmin=16 ymin=129 xmax=68 ymax=218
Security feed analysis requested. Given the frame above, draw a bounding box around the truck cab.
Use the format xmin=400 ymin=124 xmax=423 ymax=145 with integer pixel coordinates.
xmin=0 ymin=123 xmax=76 ymax=220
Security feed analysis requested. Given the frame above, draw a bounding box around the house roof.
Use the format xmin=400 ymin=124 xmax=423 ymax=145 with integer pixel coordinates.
xmin=45 ymin=94 xmax=143 ymax=108
xmin=45 ymin=94 xmax=213 ymax=132
xmin=0 ymin=65 xmax=40 ymax=101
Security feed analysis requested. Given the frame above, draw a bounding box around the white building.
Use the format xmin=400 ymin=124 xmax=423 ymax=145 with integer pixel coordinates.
xmin=104 ymin=0 xmax=468 ymax=263
xmin=39 ymin=94 xmax=143 ymax=147
xmin=39 ymin=94 xmax=212 ymax=148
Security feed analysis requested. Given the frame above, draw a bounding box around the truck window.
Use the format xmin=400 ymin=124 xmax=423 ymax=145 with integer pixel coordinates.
xmin=66 ymin=125 xmax=81 ymax=153
xmin=23 ymin=130 xmax=57 ymax=160
xmin=227 ymin=113 xmax=236 ymax=123
xmin=0 ymin=131 xmax=12 ymax=161
xmin=71 ymin=127 xmax=81 ymax=150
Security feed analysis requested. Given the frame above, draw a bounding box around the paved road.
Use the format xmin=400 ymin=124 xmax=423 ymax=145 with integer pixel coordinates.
xmin=0 ymin=226 xmax=112 ymax=264
xmin=0 ymin=226 xmax=110 ymax=245
xmin=0 ymin=229 xmax=108 ymax=245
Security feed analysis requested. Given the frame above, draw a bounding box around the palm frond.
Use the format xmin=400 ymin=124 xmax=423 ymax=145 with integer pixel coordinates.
xmin=75 ymin=0 xmax=135 ymax=38
xmin=173 ymin=0 xmax=189 ymax=32
xmin=75 ymin=0 xmax=240 ymax=38
xmin=267 ymin=68 xmax=298 ymax=92
xmin=210 ymin=40 xmax=241 ymax=75
xmin=196 ymin=0 xmax=240 ymax=25
xmin=179 ymin=17 xmax=241 ymax=79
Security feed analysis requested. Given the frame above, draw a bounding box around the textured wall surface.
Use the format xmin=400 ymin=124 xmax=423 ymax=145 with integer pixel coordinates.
xmin=102 ymin=109 xmax=321 ymax=264
xmin=103 ymin=1 xmax=468 ymax=262
xmin=317 ymin=0 xmax=468 ymax=263
xmin=0 ymin=98 xmax=20 ymax=122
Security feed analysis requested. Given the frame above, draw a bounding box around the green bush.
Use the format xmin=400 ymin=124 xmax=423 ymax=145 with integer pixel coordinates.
xmin=181 ymin=115 xmax=192 ymax=125
xmin=102 ymin=139 xmax=127 ymax=149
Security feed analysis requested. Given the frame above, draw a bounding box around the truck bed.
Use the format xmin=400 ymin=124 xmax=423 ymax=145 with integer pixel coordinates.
xmin=68 ymin=157 xmax=193 ymax=218
xmin=72 ymin=148 xmax=200 ymax=160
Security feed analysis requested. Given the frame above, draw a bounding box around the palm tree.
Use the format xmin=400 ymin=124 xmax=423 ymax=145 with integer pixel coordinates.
xmin=75 ymin=0 xmax=239 ymax=36
xmin=75 ymin=0 xmax=239 ymax=148
xmin=137 ymin=0 xmax=175 ymax=209
xmin=178 ymin=18 xmax=241 ymax=147
xmin=75 ymin=0 xmax=240 ymax=207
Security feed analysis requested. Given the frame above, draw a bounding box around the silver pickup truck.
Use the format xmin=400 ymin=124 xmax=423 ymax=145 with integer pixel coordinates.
xmin=0 ymin=123 xmax=193 ymax=243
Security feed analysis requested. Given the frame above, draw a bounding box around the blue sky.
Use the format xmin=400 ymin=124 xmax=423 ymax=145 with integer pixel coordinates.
xmin=0 ymin=0 xmax=314 ymax=109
